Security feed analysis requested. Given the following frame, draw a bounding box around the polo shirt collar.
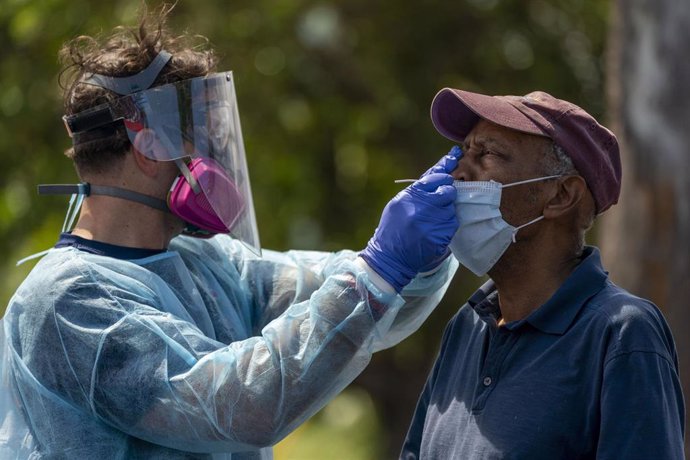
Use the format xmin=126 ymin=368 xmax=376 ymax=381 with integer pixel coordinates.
xmin=467 ymin=246 xmax=609 ymax=335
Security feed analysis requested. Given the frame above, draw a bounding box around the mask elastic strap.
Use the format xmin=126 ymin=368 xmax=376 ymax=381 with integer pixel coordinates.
xmin=511 ymin=215 xmax=545 ymax=243
xmin=17 ymin=184 xmax=170 ymax=267
xmin=81 ymin=51 xmax=172 ymax=95
xmin=174 ymin=159 xmax=202 ymax=194
xmin=61 ymin=192 xmax=78 ymax=233
xmin=38 ymin=184 xmax=170 ymax=213
xmin=65 ymin=194 xmax=85 ymax=232
xmin=501 ymin=174 xmax=562 ymax=189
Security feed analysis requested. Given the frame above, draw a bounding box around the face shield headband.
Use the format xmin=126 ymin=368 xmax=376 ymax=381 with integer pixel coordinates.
xmin=48 ymin=52 xmax=261 ymax=254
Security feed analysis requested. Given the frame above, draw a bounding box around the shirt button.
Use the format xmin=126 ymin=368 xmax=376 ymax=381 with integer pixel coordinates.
xmin=483 ymin=376 xmax=492 ymax=386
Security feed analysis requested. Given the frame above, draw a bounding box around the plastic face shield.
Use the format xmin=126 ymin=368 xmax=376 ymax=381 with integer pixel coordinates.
xmin=64 ymin=72 xmax=261 ymax=255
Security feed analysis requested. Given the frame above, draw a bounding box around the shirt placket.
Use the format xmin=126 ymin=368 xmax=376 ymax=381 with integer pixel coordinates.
xmin=472 ymin=326 xmax=517 ymax=412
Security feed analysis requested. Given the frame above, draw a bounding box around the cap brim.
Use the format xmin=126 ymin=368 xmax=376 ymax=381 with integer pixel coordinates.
xmin=430 ymin=88 xmax=548 ymax=142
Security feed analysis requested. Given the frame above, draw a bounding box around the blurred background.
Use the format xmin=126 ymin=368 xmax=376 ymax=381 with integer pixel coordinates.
xmin=1 ymin=0 xmax=688 ymax=458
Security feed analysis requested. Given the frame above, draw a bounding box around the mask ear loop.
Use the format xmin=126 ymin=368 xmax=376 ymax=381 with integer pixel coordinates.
xmin=501 ymin=174 xmax=562 ymax=189
xmin=503 ymin=174 xmax=561 ymax=242
xmin=510 ymin=215 xmax=545 ymax=243
xmin=395 ymin=174 xmax=563 ymax=186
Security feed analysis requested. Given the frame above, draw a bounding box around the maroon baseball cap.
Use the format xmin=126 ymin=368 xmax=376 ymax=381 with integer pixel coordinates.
xmin=430 ymin=88 xmax=621 ymax=214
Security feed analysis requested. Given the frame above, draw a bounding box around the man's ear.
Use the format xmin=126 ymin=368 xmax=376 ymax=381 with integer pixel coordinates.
xmin=131 ymin=129 xmax=162 ymax=178
xmin=543 ymin=175 xmax=588 ymax=220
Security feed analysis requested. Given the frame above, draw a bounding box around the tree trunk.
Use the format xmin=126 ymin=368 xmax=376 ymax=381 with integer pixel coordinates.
xmin=602 ymin=0 xmax=690 ymax=454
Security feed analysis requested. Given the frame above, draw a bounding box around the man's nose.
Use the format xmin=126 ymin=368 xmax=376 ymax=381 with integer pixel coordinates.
xmin=451 ymin=157 xmax=471 ymax=181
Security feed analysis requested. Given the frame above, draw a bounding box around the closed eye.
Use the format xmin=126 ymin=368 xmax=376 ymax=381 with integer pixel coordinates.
xmin=480 ymin=148 xmax=507 ymax=160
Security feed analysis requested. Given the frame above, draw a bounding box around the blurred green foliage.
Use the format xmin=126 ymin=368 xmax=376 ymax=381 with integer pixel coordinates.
xmin=0 ymin=0 xmax=609 ymax=457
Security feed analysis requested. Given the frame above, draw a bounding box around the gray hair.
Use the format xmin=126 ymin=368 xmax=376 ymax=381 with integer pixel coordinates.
xmin=541 ymin=143 xmax=579 ymax=176
xmin=540 ymin=142 xmax=594 ymax=255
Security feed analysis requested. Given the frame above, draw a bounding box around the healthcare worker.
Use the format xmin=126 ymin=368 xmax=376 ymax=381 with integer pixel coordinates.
xmin=0 ymin=6 xmax=459 ymax=460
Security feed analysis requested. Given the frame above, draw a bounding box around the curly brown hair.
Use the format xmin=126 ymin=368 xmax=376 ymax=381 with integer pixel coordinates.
xmin=59 ymin=3 xmax=218 ymax=177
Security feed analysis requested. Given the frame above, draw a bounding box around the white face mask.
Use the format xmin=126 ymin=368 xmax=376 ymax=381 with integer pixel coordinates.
xmin=449 ymin=175 xmax=561 ymax=276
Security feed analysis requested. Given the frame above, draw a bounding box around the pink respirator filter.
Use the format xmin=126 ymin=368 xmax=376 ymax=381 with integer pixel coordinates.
xmin=168 ymin=158 xmax=245 ymax=234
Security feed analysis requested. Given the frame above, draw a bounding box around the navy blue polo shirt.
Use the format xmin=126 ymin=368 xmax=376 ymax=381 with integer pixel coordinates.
xmin=401 ymin=246 xmax=685 ymax=460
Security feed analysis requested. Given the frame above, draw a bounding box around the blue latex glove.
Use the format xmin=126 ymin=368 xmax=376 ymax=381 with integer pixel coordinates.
xmin=421 ymin=145 xmax=462 ymax=178
xmin=415 ymin=145 xmax=463 ymax=273
xmin=360 ymin=146 xmax=462 ymax=292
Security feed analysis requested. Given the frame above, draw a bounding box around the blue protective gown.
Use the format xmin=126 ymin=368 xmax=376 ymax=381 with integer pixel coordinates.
xmin=0 ymin=234 xmax=457 ymax=459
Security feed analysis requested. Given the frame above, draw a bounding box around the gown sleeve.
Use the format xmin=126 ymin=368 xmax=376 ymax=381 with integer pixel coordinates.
xmin=7 ymin=238 xmax=456 ymax=455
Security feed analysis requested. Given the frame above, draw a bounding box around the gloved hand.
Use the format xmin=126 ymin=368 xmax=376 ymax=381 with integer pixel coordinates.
xmin=360 ymin=146 xmax=462 ymax=292
xmin=421 ymin=145 xmax=462 ymax=178
xmin=416 ymin=145 xmax=462 ymax=272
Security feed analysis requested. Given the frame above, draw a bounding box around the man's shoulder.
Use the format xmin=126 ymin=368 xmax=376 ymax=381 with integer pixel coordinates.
xmin=6 ymin=249 xmax=103 ymax=337
xmin=586 ymin=281 xmax=662 ymax=324
xmin=9 ymin=247 xmax=151 ymax=312
xmin=16 ymin=248 xmax=91 ymax=291
xmin=574 ymin=246 xmax=662 ymax=327
xmin=583 ymin=281 xmax=676 ymax=359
